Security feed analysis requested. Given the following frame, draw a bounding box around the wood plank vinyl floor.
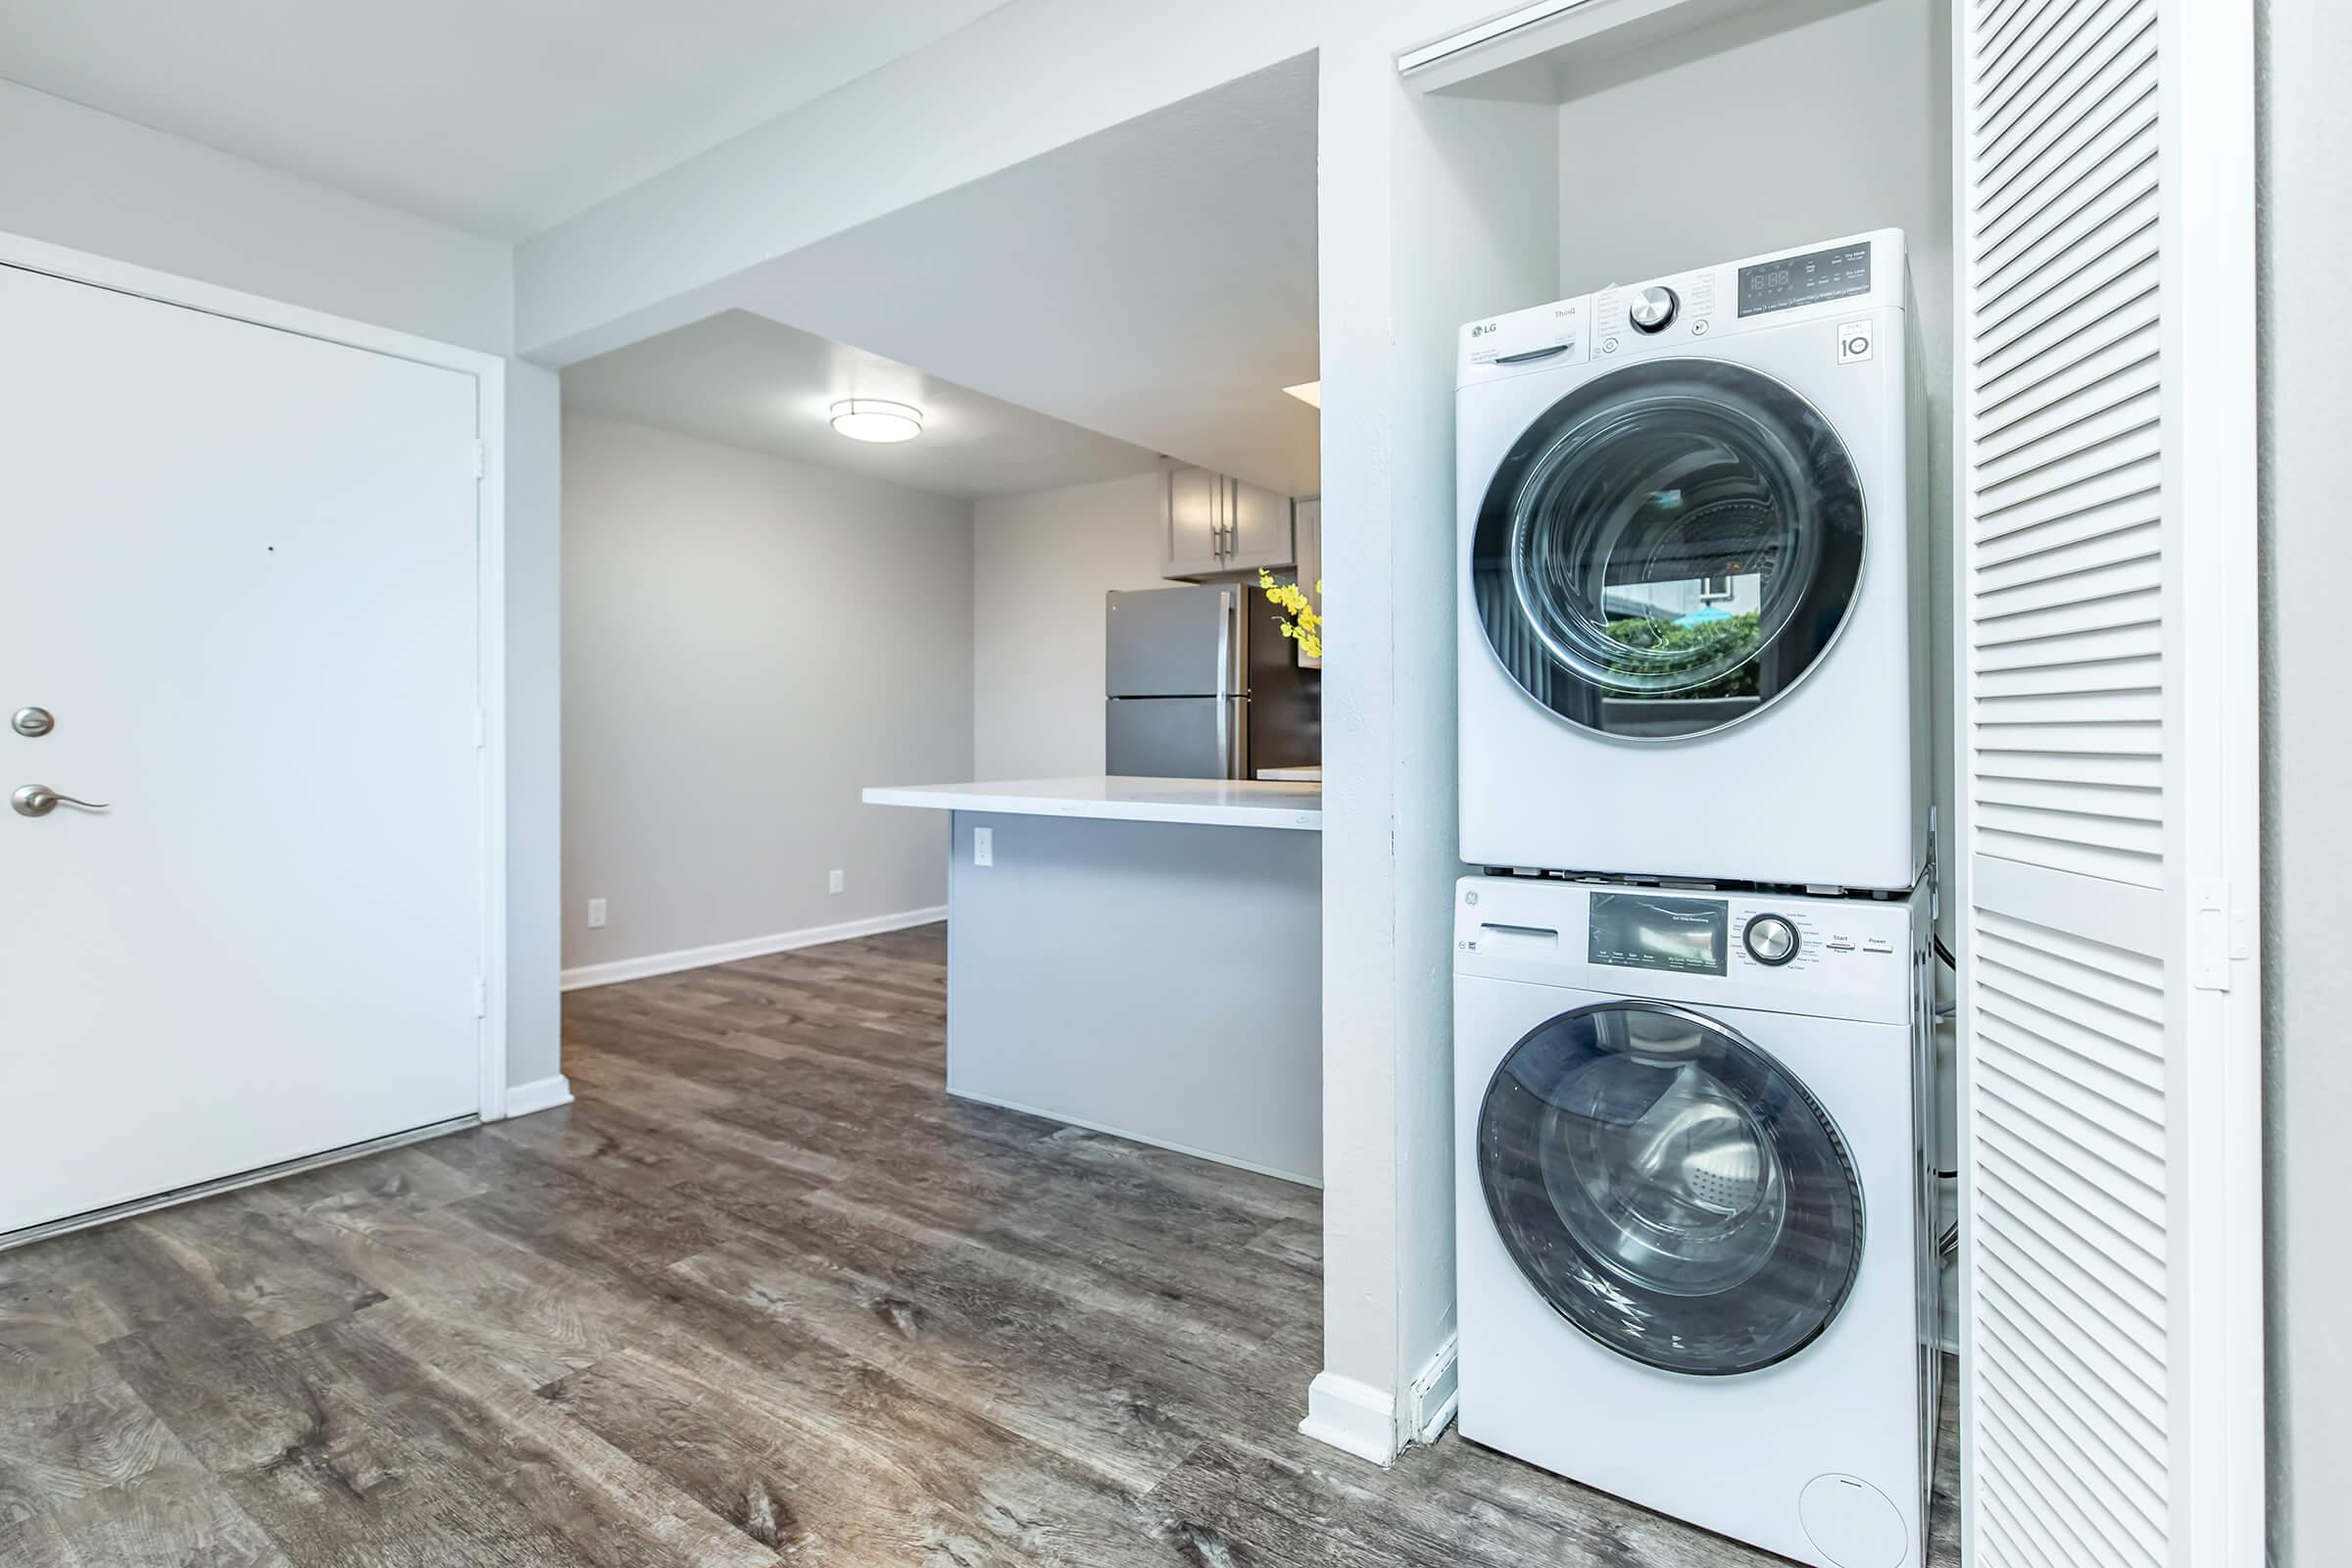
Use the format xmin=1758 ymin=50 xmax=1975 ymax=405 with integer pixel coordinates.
xmin=0 ymin=923 xmax=1960 ymax=1566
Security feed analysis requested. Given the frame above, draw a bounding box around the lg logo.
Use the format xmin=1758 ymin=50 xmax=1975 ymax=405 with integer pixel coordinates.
xmin=1471 ymin=321 xmax=1497 ymax=337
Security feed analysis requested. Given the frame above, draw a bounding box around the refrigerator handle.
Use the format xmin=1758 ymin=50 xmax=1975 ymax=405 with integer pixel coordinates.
xmin=1216 ymin=589 xmax=1235 ymax=776
xmin=1216 ymin=588 xmax=1235 ymax=689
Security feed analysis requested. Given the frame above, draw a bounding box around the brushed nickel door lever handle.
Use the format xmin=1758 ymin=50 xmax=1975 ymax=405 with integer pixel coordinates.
xmin=12 ymin=785 xmax=109 ymax=817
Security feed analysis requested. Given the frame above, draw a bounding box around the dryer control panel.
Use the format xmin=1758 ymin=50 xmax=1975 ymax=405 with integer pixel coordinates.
xmin=1454 ymin=876 xmax=1921 ymax=1026
xmin=1457 ymin=226 xmax=1908 ymax=388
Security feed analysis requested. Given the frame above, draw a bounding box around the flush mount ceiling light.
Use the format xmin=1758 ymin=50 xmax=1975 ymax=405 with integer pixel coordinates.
xmin=829 ymin=398 xmax=923 ymax=443
xmin=1282 ymin=380 xmax=1322 ymax=409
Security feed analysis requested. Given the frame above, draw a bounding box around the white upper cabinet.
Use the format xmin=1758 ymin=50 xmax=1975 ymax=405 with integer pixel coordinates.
xmin=1161 ymin=466 xmax=1295 ymax=580
xmin=1162 ymin=466 xmax=1227 ymax=578
xmin=1227 ymin=476 xmax=1295 ymax=572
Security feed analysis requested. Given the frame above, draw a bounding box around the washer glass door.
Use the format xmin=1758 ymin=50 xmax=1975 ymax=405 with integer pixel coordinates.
xmin=1476 ymin=1001 xmax=1864 ymax=1375
xmin=1469 ymin=358 xmax=1867 ymax=739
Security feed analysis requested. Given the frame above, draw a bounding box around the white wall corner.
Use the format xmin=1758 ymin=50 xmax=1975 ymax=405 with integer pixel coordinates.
xmin=1298 ymin=1371 xmax=1399 ymax=1466
xmin=501 ymin=1075 xmax=574 ymax=1119
xmin=1405 ymin=1331 xmax=1460 ymax=1447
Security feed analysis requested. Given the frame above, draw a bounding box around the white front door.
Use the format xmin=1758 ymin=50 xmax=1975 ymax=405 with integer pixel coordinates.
xmin=0 ymin=262 xmax=486 ymax=1237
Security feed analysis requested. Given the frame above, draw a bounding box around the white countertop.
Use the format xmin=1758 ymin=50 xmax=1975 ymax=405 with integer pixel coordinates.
xmin=862 ymin=775 xmax=1322 ymax=831
xmin=1254 ymin=765 xmax=1322 ymax=781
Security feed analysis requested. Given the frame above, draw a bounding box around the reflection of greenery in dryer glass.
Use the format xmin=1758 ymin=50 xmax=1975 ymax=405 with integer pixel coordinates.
xmin=1601 ymin=611 xmax=1763 ymax=698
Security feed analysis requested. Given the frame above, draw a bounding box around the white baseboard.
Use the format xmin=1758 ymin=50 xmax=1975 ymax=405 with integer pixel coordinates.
xmin=1406 ymin=1332 xmax=1460 ymax=1446
xmin=1298 ymin=1371 xmax=1397 ymax=1466
xmin=502 ymin=1074 xmax=574 ymax=1118
xmin=560 ymin=906 xmax=947 ymax=992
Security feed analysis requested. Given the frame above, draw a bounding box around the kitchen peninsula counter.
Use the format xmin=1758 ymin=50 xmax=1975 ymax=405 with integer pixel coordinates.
xmin=863 ymin=776 xmax=1322 ymax=1184
xmin=862 ymin=774 xmax=1322 ymax=831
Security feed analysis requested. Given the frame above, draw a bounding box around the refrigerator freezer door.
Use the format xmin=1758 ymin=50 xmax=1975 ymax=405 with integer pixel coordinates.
xmin=1106 ymin=587 xmax=1239 ymax=698
xmin=1105 ymin=696 xmax=1247 ymax=778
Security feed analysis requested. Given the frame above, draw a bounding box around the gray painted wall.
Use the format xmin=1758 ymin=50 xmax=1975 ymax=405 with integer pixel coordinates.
xmin=971 ymin=472 xmax=1170 ymax=779
xmin=2257 ymin=3 xmax=2350 ymax=1561
xmin=560 ymin=416 xmax=974 ymax=975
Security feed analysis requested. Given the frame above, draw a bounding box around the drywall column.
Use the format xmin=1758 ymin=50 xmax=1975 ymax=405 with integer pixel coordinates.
xmin=502 ymin=363 xmax=565 ymax=1097
xmin=2258 ymin=2 xmax=2352 ymax=1561
xmin=1305 ymin=6 xmax=1559 ymax=1463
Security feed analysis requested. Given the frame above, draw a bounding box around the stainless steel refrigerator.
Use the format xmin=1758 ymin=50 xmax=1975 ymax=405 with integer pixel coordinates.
xmin=1104 ymin=584 xmax=1320 ymax=778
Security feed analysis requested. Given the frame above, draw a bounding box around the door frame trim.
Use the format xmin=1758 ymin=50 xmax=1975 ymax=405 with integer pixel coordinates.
xmin=0 ymin=228 xmax=513 ymax=1123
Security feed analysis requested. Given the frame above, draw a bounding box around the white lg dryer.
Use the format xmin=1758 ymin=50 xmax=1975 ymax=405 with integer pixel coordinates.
xmin=1453 ymin=876 xmax=1938 ymax=1568
xmin=1457 ymin=229 xmax=1928 ymax=890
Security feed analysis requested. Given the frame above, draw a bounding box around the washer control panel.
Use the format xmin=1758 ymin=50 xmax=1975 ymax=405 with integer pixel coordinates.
xmin=1455 ymin=877 xmax=1920 ymax=1025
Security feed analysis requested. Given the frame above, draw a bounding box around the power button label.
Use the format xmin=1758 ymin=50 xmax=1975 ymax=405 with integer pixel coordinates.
xmin=1837 ymin=320 xmax=1875 ymax=364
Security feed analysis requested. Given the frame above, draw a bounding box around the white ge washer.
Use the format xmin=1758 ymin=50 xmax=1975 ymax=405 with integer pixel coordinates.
xmin=1454 ymin=876 xmax=1938 ymax=1568
xmin=1457 ymin=229 xmax=1928 ymax=890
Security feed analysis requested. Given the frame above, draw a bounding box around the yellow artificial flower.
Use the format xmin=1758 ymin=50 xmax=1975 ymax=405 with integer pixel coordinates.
xmin=1257 ymin=568 xmax=1328 ymax=661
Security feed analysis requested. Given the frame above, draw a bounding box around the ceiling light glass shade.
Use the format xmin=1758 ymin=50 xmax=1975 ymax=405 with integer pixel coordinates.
xmin=1283 ymin=380 xmax=1322 ymax=409
xmin=829 ymin=398 xmax=923 ymax=443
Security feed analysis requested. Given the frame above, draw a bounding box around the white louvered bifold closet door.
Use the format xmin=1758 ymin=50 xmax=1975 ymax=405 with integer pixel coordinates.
xmin=1955 ymin=0 xmax=2262 ymax=1563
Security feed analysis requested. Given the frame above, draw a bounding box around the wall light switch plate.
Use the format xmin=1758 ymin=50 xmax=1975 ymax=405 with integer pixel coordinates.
xmin=586 ymin=898 xmax=608 ymax=929
xmin=828 ymin=869 xmax=845 ymax=895
xmin=973 ymin=826 xmax=994 ymax=866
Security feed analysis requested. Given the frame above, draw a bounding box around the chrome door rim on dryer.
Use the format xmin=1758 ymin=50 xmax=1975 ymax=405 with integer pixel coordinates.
xmin=1454 ymin=229 xmax=1929 ymax=890
xmin=1468 ymin=357 xmax=1869 ymax=743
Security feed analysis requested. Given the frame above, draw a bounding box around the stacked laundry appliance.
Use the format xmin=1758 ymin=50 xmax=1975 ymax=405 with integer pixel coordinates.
xmin=1449 ymin=230 xmax=1940 ymax=1568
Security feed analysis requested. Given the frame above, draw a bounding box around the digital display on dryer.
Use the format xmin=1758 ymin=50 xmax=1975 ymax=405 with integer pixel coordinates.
xmin=1589 ymin=894 xmax=1728 ymax=976
xmin=1739 ymin=241 xmax=1873 ymax=317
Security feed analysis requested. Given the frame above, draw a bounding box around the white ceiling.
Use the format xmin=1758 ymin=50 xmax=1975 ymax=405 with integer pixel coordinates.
xmin=718 ymin=54 xmax=1321 ymax=497
xmin=0 ymin=0 xmax=1009 ymax=238
xmin=564 ymin=57 xmax=1320 ymax=502
xmin=563 ymin=312 xmax=1165 ymax=501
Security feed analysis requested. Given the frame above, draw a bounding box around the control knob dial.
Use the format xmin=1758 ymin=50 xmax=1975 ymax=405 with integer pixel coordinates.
xmin=1628 ymin=285 xmax=1679 ymax=333
xmin=1743 ymin=912 xmax=1799 ymax=966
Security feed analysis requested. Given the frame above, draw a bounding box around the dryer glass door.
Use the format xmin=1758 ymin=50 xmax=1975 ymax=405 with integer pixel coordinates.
xmin=1469 ymin=359 xmax=1867 ymax=740
xmin=1476 ymin=1001 xmax=1864 ymax=1376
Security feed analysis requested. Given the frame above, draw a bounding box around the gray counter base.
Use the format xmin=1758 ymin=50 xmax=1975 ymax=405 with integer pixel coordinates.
xmin=947 ymin=1088 xmax=1322 ymax=1189
xmin=945 ymin=809 xmax=1322 ymax=1186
